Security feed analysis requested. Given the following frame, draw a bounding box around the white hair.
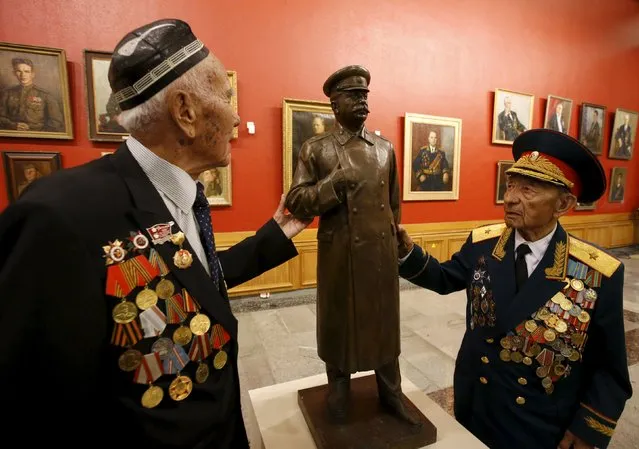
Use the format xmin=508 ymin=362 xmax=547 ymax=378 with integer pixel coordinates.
xmin=118 ymin=56 xmax=215 ymax=134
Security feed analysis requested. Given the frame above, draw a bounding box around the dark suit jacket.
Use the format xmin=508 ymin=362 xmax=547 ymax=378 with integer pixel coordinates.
xmin=0 ymin=143 xmax=297 ymax=448
xmin=548 ymin=113 xmax=567 ymax=133
xmin=399 ymin=223 xmax=631 ymax=449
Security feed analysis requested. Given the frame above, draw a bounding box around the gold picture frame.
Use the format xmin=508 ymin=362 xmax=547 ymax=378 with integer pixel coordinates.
xmin=544 ymin=94 xmax=574 ymax=135
xmin=608 ymin=167 xmax=627 ymax=203
xmin=608 ymin=108 xmax=637 ymax=161
xmin=227 ymin=70 xmax=238 ymax=139
xmin=197 ymin=163 xmax=232 ymax=207
xmin=578 ymin=102 xmax=606 ymax=156
xmin=495 ymin=160 xmax=515 ymax=204
xmin=0 ymin=42 xmax=73 ymax=139
xmin=575 ymin=201 xmax=596 ymax=211
xmin=282 ymin=98 xmax=335 ymax=192
xmin=491 ymin=88 xmax=534 ymax=145
xmin=403 ymin=113 xmax=462 ymax=201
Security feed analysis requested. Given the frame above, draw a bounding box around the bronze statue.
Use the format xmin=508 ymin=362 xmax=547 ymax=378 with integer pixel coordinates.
xmin=285 ymin=65 xmax=417 ymax=425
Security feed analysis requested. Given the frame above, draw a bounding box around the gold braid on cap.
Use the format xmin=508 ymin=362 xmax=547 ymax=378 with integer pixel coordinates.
xmin=505 ymin=151 xmax=574 ymax=189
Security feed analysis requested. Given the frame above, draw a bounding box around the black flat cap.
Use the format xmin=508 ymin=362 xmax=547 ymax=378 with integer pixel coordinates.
xmin=109 ymin=19 xmax=209 ymax=111
xmin=506 ymin=129 xmax=606 ymax=203
xmin=323 ymin=65 xmax=370 ymax=97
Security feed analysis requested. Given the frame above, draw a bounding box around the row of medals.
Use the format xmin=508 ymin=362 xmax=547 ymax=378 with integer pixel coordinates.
xmin=112 ymin=273 xmax=227 ymax=409
xmin=498 ymin=277 xmax=595 ymax=394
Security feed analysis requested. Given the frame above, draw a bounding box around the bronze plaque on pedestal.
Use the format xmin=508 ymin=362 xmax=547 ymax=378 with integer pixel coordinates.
xmin=298 ymin=374 xmax=437 ymax=449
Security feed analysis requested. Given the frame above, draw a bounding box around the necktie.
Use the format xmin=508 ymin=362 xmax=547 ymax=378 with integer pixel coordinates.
xmin=193 ymin=183 xmax=222 ymax=289
xmin=515 ymin=244 xmax=531 ymax=292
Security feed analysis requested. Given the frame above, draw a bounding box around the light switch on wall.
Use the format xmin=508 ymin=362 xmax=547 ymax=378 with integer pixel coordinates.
xmin=247 ymin=122 xmax=255 ymax=134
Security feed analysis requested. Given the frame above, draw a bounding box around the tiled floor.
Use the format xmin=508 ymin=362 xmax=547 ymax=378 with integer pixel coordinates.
xmin=235 ymin=256 xmax=639 ymax=449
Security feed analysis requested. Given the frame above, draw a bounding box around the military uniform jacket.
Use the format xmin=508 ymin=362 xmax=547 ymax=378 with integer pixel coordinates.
xmin=0 ymin=143 xmax=297 ymax=449
xmin=399 ymin=223 xmax=632 ymax=449
xmin=0 ymin=84 xmax=64 ymax=131
xmin=286 ymin=124 xmax=401 ymax=373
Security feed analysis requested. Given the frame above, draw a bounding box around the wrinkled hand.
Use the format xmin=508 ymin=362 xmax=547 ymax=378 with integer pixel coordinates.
xmin=396 ymin=225 xmax=414 ymax=259
xmin=273 ymin=194 xmax=312 ymax=239
xmin=557 ymin=430 xmax=593 ymax=449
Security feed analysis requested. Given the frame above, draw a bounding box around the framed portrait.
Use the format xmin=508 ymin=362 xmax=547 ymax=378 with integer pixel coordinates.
xmin=403 ymin=113 xmax=462 ymax=201
xmin=492 ymin=88 xmax=534 ymax=145
xmin=575 ymin=201 xmax=596 ymax=211
xmin=2 ymin=151 xmax=61 ymax=202
xmin=608 ymin=108 xmax=637 ymax=160
xmin=495 ymin=160 xmax=515 ymax=204
xmin=282 ymin=98 xmax=336 ymax=192
xmin=544 ymin=95 xmax=573 ymax=135
xmin=608 ymin=167 xmax=627 ymax=203
xmin=84 ymin=50 xmax=129 ymax=142
xmin=197 ymin=164 xmax=232 ymax=206
xmin=578 ymin=103 xmax=606 ymax=155
xmin=0 ymin=42 xmax=73 ymax=139
xmin=227 ymin=70 xmax=238 ymax=139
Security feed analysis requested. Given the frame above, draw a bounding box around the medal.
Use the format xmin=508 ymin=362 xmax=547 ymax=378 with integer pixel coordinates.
xmin=543 ymin=328 xmax=556 ymax=342
xmin=554 ymin=364 xmax=567 ymax=376
xmin=536 ymin=308 xmax=551 ymax=321
xmin=181 ymin=289 xmax=199 ymax=312
xmin=511 ymin=352 xmax=523 ymax=363
xmin=173 ymin=325 xmax=193 ymax=346
xmin=500 ymin=337 xmax=512 ymax=349
xmin=522 ymin=356 xmax=532 ymax=366
xmin=555 ymin=320 xmax=568 ymax=334
xmin=112 ymin=300 xmax=138 ymax=324
xmin=132 ymin=233 xmax=149 ymax=250
xmin=569 ymin=349 xmax=581 ymax=362
xmin=169 ymin=375 xmax=193 ymax=401
xmin=551 ymin=292 xmax=564 ymax=304
xmin=499 ymin=349 xmax=511 ymax=362
xmin=570 ymin=279 xmax=585 ymax=292
xmin=147 ymin=221 xmax=175 ymax=245
xmin=190 ymin=313 xmax=211 ymax=336
xmin=536 ymin=366 xmax=550 ymax=378
xmin=545 ymin=384 xmax=555 ymax=395
xmin=560 ymin=298 xmax=573 ymax=312
xmin=525 ymin=320 xmax=538 ymax=333
xmin=118 ymin=349 xmax=143 ymax=372
xmin=141 ymin=385 xmax=164 ymax=409
xmin=163 ymin=344 xmax=189 ymax=375
xmin=578 ymin=311 xmax=591 ymax=323
xmin=139 ymin=306 xmax=167 ymax=338
xmin=530 ymin=343 xmax=542 ymax=356
xmin=541 ymin=377 xmax=553 ymax=389
xmin=133 ymin=353 xmax=163 ymax=385
xmin=155 ymin=278 xmax=175 ymax=300
xmin=213 ymin=349 xmax=228 ymax=369
xmin=189 ymin=333 xmax=212 ymax=362
xmin=166 ymin=293 xmax=188 ymax=324
xmin=151 ymin=337 xmax=175 ymax=360
xmin=196 ymin=362 xmax=210 ymax=383
xmin=173 ymin=249 xmax=193 ymax=269
xmin=135 ymin=287 xmax=158 ymax=310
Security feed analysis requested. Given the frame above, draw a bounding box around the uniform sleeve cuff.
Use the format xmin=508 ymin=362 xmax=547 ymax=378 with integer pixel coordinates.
xmin=569 ymin=403 xmax=617 ymax=449
xmin=398 ymin=244 xmax=430 ymax=280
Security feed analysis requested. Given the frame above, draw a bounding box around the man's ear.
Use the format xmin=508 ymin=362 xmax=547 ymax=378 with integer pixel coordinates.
xmin=330 ymin=100 xmax=338 ymax=115
xmin=167 ymin=89 xmax=197 ymax=139
xmin=555 ymin=192 xmax=577 ymax=218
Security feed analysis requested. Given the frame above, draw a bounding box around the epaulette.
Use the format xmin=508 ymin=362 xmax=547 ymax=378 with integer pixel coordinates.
xmin=472 ymin=222 xmax=507 ymax=243
xmin=568 ymin=237 xmax=621 ymax=278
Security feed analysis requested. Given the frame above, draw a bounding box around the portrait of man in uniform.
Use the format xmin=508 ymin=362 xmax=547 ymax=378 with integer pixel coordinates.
xmin=197 ymin=166 xmax=232 ymax=206
xmin=2 ymin=151 xmax=61 ymax=202
xmin=0 ymin=43 xmax=73 ymax=139
xmin=579 ymin=103 xmax=605 ymax=155
xmin=492 ymin=88 xmax=534 ymax=145
xmin=609 ymin=167 xmax=627 ymax=203
xmin=544 ymin=94 xmax=573 ymax=135
xmin=609 ymin=108 xmax=638 ymax=160
xmin=84 ymin=50 xmax=129 ymax=142
xmin=403 ymin=113 xmax=462 ymax=201
xmin=495 ymin=160 xmax=515 ymax=204
xmin=282 ymin=98 xmax=336 ymax=191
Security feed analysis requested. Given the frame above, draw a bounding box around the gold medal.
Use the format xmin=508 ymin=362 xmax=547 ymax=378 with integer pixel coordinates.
xmin=511 ymin=352 xmax=523 ymax=363
xmin=541 ymin=376 xmax=553 ymax=389
xmin=536 ymin=308 xmax=551 ymax=321
xmin=511 ymin=336 xmax=523 ymax=350
xmin=499 ymin=349 xmax=511 ymax=362
xmin=170 ymin=232 xmax=186 ymax=246
xmin=569 ymin=349 xmax=581 ymax=362
xmin=155 ymin=278 xmax=175 ymax=300
xmin=173 ymin=249 xmax=193 ymax=269
xmin=118 ymin=349 xmax=143 ymax=372
xmin=570 ymin=279 xmax=585 ymax=292
xmin=554 ymin=364 xmax=567 ymax=376
xmin=173 ymin=325 xmax=193 ymax=346
xmin=500 ymin=337 xmax=513 ymax=350
xmin=571 ymin=333 xmax=585 ymax=346
xmin=168 ymin=375 xmax=193 ymax=401
xmin=135 ymin=287 xmax=158 ymax=310
xmin=543 ymin=329 xmax=556 ymax=342
xmin=525 ymin=320 xmax=538 ymax=333
xmin=584 ymin=288 xmax=597 ymax=302
xmin=536 ymin=366 xmax=550 ymax=378
xmin=214 ymin=350 xmax=228 ymax=369
xmin=545 ymin=384 xmax=555 ymax=395
xmin=112 ymin=300 xmax=138 ymax=324
xmin=560 ymin=298 xmax=573 ymax=312
xmin=141 ymin=385 xmax=164 ymax=409
xmin=578 ymin=311 xmax=591 ymax=323
xmin=196 ymin=362 xmax=210 ymax=384
xmin=555 ymin=320 xmax=568 ymax=334
xmin=531 ymin=344 xmax=542 ymax=357
xmin=522 ymin=356 xmax=533 ymax=366
xmin=551 ymin=292 xmax=564 ymax=304
xmin=189 ymin=313 xmax=211 ymax=336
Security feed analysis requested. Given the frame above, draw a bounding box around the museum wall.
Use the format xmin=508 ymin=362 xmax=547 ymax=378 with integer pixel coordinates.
xmin=1 ymin=0 xmax=638 ymax=235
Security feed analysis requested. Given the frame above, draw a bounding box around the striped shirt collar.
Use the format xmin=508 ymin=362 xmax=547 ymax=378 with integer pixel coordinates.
xmin=126 ymin=136 xmax=196 ymax=214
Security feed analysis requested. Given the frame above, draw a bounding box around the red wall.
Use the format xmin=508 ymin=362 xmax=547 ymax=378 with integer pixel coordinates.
xmin=1 ymin=0 xmax=638 ymax=232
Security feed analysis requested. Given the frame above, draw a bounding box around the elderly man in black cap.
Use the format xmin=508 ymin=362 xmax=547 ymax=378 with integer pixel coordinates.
xmin=0 ymin=19 xmax=309 ymax=448
xmin=397 ymin=129 xmax=632 ymax=449
xmin=285 ymin=66 xmax=418 ymax=425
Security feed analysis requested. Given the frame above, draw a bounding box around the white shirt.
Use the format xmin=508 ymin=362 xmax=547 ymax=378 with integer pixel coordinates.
xmin=514 ymin=223 xmax=557 ymax=277
xmin=556 ymin=114 xmax=563 ymax=132
xmin=127 ymin=137 xmax=210 ymax=275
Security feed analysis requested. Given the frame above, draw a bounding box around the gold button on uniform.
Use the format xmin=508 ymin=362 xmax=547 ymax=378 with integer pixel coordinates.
xmin=518 ymin=377 xmax=528 ymax=386
xmin=479 ymin=377 xmax=488 ymax=384
xmin=352 ymin=207 xmax=358 ymax=214
xmin=481 ymin=356 xmax=489 ymax=364
xmin=516 ymin=396 xmax=526 ymax=405
xmin=485 ymin=338 xmax=494 ymax=344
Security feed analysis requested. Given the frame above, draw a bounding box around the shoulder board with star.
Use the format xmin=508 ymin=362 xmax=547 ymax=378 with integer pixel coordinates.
xmin=472 ymin=223 xmax=507 ymax=243
xmin=568 ymin=236 xmax=621 ymax=278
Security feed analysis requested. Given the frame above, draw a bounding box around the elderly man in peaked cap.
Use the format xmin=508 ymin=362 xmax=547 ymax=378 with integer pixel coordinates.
xmin=0 ymin=19 xmax=310 ymax=448
xmin=397 ymin=129 xmax=632 ymax=449
xmin=286 ymin=66 xmax=420 ymax=426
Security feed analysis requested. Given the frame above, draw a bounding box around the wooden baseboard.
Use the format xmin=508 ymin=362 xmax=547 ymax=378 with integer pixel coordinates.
xmin=216 ymin=213 xmax=637 ymax=298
